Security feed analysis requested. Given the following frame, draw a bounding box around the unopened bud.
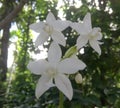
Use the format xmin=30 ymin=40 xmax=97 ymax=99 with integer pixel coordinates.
xmin=75 ymin=73 xmax=82 ymax=84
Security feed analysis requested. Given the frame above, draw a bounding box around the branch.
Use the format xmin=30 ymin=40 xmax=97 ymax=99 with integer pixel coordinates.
xmin=0 ymin=0 xmax=28 ymax=29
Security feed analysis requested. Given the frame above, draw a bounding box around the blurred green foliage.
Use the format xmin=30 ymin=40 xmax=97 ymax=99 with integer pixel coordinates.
xmin=0 ymin=0 xmax=120 ymax=108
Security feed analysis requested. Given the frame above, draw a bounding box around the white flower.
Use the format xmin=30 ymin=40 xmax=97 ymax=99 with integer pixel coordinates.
xmin=30 ymin=12 xmax=70 ymax=47
xmin=27 ymin=42 xmax=86 ymax=100
xmin=71 ymin=13 xmax=102 ymax=55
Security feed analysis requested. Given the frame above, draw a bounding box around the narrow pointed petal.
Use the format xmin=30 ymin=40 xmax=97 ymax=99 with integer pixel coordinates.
xmin=35 ymin=31 xmax=49 ymax=47
xmin=70 ymin=22 xmax=86 ymax=35
xmin=71 ymin=13 xmax=92 ymax=34
xmin=35 ymin=75 xmax=53 ymax=99
xmin=30 ymin=22 xmax=45 ymax=33
xmin=55 ymin=74 xmax=73 ymax=100
xmin=46 ymin=12 xmax=56 ymax=24
xmin=52 ymin=31 xmax=66 ymax=46
xmin=83 ymin=13 xmax=92 ymax=32
xmin=54 ymin=20 xmax=70 ymax=31
xmin=76 ymin=35 xmax=88 ymax=49
xmin=58 ymin=58 xmax=86 ymax=74
xmin=48 ymin=42 xmax=62 ymax=64
xmin=89 ymin=40 xmax=101 ymax=55
xmin=27 ymin=60 xmax=49 ymax=75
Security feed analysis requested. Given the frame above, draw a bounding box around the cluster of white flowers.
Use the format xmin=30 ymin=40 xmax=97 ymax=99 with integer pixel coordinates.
xmin=27 ymin=12 xmax=102 ymax=100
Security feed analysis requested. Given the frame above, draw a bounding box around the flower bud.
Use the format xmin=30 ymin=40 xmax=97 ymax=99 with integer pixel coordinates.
xmin=75 ymin=73 xmax=82 ymax=84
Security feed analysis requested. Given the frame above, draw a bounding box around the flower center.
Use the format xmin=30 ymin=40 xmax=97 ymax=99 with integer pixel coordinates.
xmin=89 ymin=27 xmax=101 ymax=40
xmin=89 ymin=34 xmax=96 ymax=40
xmin=44 ymin=23 xmax=53 ymax=35
xmin=46 ymin=68 xmax=57 ymax=78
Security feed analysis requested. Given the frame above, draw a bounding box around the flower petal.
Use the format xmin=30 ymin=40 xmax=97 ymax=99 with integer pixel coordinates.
xmin=83 ymin=13 xmax=92 ymax=33
xmin=71 ymin=13 xmax=92 ymax=34
xmin=96 ymin=32 xmax=102 ymax=40
xmin=27 ymin=60 xmax=49 ymax=75
xmin=70 ymin=22 xmax=79 ymax=33
xmin=48 ymin=42 xmax=62 ymax=65
xmin=53 ymin=20 xmax=70 ymax=31
xmin=76 ymin=35 xmax=88 ymax=49
xmin=55 ymin=74 xmax=73 ymax=100
xmin=35 ymin=31 xmax=49 ymax=47
xmin=58 ymin=57 xmax=86 ymax=74
xmin=89 ymin=40 xmax=101 ymax=55
xmin=30 ymin=22 xmax=45 ymax=33
xmin=92 ymin=27 xmax=102 ymax=40
xmin=52 ymin=30 xmax=66 ymax=46
xmin=35 ymin=75 xmax=53 ymax=99
xmin=46 ymin=12 xmax=56 ymax=24
xmin=70 ymin=22 xmax=87 ymax=35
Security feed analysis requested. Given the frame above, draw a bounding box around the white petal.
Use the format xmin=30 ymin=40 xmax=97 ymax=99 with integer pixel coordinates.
xmin=83 ymin=13 xmax=92 ymax=32
xmin=76 ymin=35 xmax=88 ymax=49
xmin=58 ymin=57 xmax=86 ymax=74
xmin=46 ymin=12 xmax=56 ymax=24
xmin=53 ymin=20 xmax=70 ymax=31
xmin=27 ymin=60 xmax=49 ymax=75
xmin=92 ymin=32 xmax=102 ymax=41
xmin=89 ymin=40 xmax=101 ymax=55
xmin=71 ymin=13 xmax=92 ymax=35
xmin=55 ymin=74 xmax=73 ymax=100
xmin=70 ymin=22 xmax=87 ymax=35
xmin=35 ymin=31 xmax=49 ymax=47
xmin=48 ymin=42 xmax=62 ymax=64
xmin=35 ymin=75 xmax=53 ymax=99
xmin=52 ymin=31 xmax=66 ymax=46
xmin=70 ymin=22 xmax=80 ymax=33
xmin=30 ymin=22 xmax=45 ymax=33
xmin=96 ymin=32 xmax=102 ymax=40
xmin=92 ymin=27 xmax=102 ymax=40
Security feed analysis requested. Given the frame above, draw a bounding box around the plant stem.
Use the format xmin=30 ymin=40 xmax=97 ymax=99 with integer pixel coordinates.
xmin=58 ymin=91 xmax=64 ymax=108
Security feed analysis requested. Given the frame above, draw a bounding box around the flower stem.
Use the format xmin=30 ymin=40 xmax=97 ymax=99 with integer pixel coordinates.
xmin=58 ymin=91 xmax=64 ymax=108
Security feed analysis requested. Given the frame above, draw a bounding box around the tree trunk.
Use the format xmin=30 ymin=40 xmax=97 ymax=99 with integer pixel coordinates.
xmin=0 ymin=24 xmax=10 ymax=81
